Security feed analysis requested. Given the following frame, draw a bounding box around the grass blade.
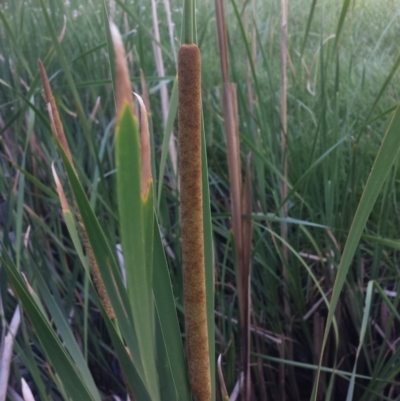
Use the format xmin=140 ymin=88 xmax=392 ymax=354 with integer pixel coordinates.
xmin=153 ymin=219 xmax=191 ymax=401
xmin=157 ymin=77 xmax=178 ymax=211
xmin=1 ymin=252 xmax=101 ymax=401
xmin=314 ymin=103 xmax=400 ymax=399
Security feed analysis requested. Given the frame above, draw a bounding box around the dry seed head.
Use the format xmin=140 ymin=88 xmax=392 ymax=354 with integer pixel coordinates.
xmin=178 ymin=44 xmax=211 ymax=401
xmin=38 ymin=59 xmax=72 ymax=164
xmin=39 ymin=60 xmax=115 ymax=320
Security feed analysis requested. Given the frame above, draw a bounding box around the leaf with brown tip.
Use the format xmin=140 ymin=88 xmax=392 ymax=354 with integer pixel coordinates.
xmin=133 ymin=93 xmax=152 ymax=197
xmin=109 ymin=22 xmax=135 ymax=117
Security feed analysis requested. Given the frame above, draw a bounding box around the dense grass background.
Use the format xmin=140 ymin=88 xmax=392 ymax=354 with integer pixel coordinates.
xmin=1 ymin=0 xmax=400 ymax=400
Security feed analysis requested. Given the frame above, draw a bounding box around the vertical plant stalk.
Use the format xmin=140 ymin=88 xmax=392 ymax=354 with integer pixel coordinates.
xmin=280 ymin=0 xmax=290 ymax=399
xmin=162 ymin=0 xmax=177 ymax=62
xmin=280 ymin=0 xmax=289 ymax=275
xmin=121 ymin=0 xmax=134 ymax=66
xmin=151 ymin=0 xmax=178 ymax=180
xmin=178 ymin=44 xmax=211 ymax=401
xmin=313 ymin=312 xmax=324 ymax=401
xmin=38 ymin=60 xmax=116 ymax=321
xmin=109 ymin=0 xmax=116 ymax=21
xmin=0 ymin=306 xmax=21 ymax=401
xmin=252 ymin=314 xmax=268 ymax=401
xmin=215 ymin=0 xmax=252 ymax=398
xmin=140 ymin=70 xmax=151 ymax=114
xmin=241 ymin=0 xmax=255 ymax=117
xmin=280 ymin=0 xmax=289 ymax=269
xmin=241 ymin=152 xmax=253 ymax=400
xmin=217 ymin=355 xmax=230 ymax=401
xmin=182 ymin=0 xmax=194 ymax=44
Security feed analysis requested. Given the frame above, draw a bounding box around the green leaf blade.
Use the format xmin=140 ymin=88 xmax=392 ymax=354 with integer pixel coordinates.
xmin=153 ymin=219 xmax=191 ymax=401
xmin=315 ymin=103 xmax=400 ymax=399
xmin=116 ymin=103 xmax=159 ymax=400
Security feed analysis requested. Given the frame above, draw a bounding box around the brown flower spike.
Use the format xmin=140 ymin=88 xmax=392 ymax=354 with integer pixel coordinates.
xmin=178 ymin=44 xmax=211 ymax=401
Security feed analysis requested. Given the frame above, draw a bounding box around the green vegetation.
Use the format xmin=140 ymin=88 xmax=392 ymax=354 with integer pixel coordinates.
xmin=1 ymin=0 xmax=400 ymax=400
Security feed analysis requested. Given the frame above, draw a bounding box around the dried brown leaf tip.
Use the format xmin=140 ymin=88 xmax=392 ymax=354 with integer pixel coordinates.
xmin=109 ymin=22 xmax=135 ymax=118
xmin=178 ymin=44 xmax=211 ymax=401
xmin=51 ymin=163 xmax=69 ymax=214
xmin=133 ymin=93 xmax=152 ymax=197
xmin=111 ymin=23 xmax=151 ymax=198
xmin=38 ymin=59 xmax=72 ymax=164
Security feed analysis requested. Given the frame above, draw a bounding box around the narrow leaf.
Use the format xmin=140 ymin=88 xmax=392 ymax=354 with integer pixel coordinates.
xmin=314 ymin=103 xmax=400 ymax=399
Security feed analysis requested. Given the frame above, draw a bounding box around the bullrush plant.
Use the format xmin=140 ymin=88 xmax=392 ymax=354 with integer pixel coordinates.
xmin=178 ymin=42 xmax=211 ymax=401
xmin=4 ymin=0 xmax=400 ymax=400
xmin=1 ymin=0 xmax=215 ymax=400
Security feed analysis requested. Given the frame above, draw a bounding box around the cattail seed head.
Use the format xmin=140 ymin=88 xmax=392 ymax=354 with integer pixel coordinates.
xmin=178 ymin=44 xmax=211 ymax=401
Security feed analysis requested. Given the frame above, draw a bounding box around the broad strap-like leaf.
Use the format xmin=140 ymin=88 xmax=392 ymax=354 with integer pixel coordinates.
xmin=116 ymin=102 xmax=159 ymax=401
xmin=55 ymin=140 xmax=146 ymax=383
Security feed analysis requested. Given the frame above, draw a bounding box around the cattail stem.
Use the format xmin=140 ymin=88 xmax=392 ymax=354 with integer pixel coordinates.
xmin=178 ymin=44 xmax=210 ymax=401
xmin=182 ymin=0 xmax=194 ymax=44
